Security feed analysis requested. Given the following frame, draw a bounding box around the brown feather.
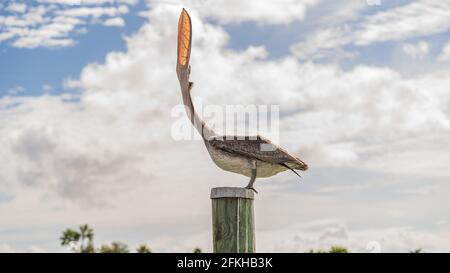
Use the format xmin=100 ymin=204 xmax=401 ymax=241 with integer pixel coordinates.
xmin=208 ymin=135 xmax=308 ymax=171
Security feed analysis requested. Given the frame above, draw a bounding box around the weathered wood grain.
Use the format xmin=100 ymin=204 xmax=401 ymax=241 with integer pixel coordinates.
xmin=211 ymin=187 xmax=255 ymax=253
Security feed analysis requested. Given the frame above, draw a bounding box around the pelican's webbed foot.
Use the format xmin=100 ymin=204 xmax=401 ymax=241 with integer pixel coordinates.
xmin=245 ymin=185 xmax=258 ymax=194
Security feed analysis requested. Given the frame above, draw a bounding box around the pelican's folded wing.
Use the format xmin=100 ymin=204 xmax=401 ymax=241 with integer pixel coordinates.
xmin=208 ymin=136 xmax=308 ymax=170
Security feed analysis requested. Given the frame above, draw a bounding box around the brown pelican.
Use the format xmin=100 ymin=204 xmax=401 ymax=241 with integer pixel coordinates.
xmin=176 ymin=9 xmax=308 ymax=193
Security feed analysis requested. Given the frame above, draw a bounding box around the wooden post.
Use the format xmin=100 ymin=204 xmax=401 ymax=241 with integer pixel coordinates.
xmin=211 ymin=187 xmax=255 ymax=253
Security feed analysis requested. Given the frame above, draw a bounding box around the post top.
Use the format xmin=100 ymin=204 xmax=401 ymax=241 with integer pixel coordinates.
xmin=210 ymin=187 xmax=254 ymax=199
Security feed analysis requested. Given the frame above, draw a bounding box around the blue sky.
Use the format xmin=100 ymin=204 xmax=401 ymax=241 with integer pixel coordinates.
xmin=1 ymin=0 xmax=450 ymax=253
xmin=0 ymin=1 xmax=147 ymax=97
xmin=2 ymin=0 xmax=449 ymax=99
xmin=2 ymin=0 xmax=449 ymax=97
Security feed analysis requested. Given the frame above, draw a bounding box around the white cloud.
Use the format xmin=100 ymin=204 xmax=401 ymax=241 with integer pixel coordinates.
xmin=0 ymin=1 xmax=136 ymax=49
xmin=147 ymin=0 xmax=320 ymax=25
xmin=56 ymin=5 xmax=129 ymax=18
xmin=402 ymin=41 xmax=429 ymax=59
xmin=290 ymin=25 xmax=354 ymax=60
xmin=0 ymin=5 xmax=50 ymax=28
xmin=103 ymin=17 xmax=125 ymax=27
xmin=42 ymin=85 xmax=54 ymax=92
xmin=0 ymin=32 xmax=15 ymax=42
xmin=7 ymin=86 xmax=25 ymax=95
xmin=0 ymin=243 xmax=49 ymax=253
xmin=12 ymin=37 xmax=75 ymax=48
xmin=292 ymin=0 xmax=450 ymax=60
xmin=9 ymin=14 xmax=83 ymax=49
xmin=0 ymin=244 xmax=15 ymax=253
xmin=356 ymin=1 xmax=450 ymax=45
xmin=37 ymin=0 xmax=138 ymax=5
xmin=438 ymin=42 xmax=450 ymax=62
xmin=27 ymin=245 xmax=48 ymax=253
xmin=6 ymin=3 xmax=27 ymax=13
xmin=260 ymin=220 xmax=450 ymax=253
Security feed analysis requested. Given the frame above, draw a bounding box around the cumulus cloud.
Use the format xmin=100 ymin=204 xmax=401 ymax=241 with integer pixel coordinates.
xmin=0 ymin=1 xmax=135 ymax=48
xmin=438 ymin=42 xmax=450 ymax=62
xmin=2 ymin=2 xmax=450 ymax=252
xmin=6 ymin=3 xmax=27 ymax=13
xmin=37 ymin=0 xmax=138 ymax=5
xmin=196 ymin=0 xmax=318 ymax=25
xmin=403 ymin=41 xmax=429 ymax=59
xmin=42 ymin=84 xmax=54 ymax=92
xmin=292 ymin=0 xmax=450 ymax=60
xmin=260 ymin=220 xmax=450 ymax=253
xmin=144 ymin=0 xmax=320 ymax=25
xmin=355 ymin=0 xmax=450 ymax=45
xmin=56 ymin=5 xmax=129 ymax=18
xmin=7 ymin=86 xmax=25 ymax=95
xmin=103 ymin=17 xmax=125 ymax=27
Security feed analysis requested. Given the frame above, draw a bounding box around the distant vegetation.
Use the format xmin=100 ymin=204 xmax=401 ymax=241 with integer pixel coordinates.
xmin=60 ymin=224 xmax=423 ymax=253
xmin=60 ymin=224 xmax=201 ymax=253
xmin=308 ymin=246 xmax=349 ymax=253
xmin=193 ymin=247 xmax=202 ymax=253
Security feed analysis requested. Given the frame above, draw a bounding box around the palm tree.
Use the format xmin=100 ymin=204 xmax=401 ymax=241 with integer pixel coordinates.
xmin=60 ymin=224 xmax=95 ymax=253
xmin=79 ymin=224 xmax=94 ymax=253
xmin=60 ymin=224 xmax=158 ymax=253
